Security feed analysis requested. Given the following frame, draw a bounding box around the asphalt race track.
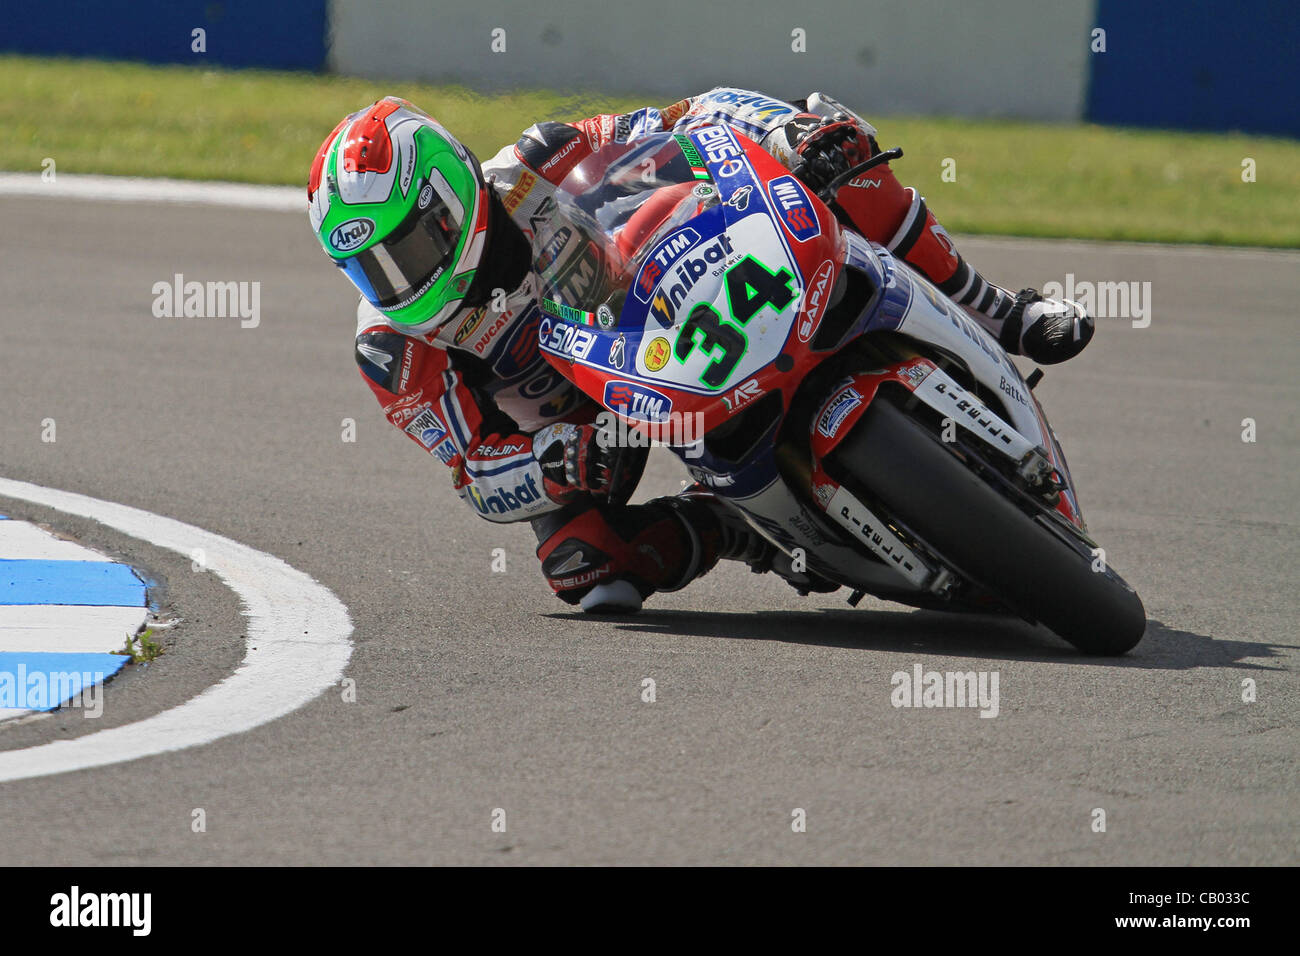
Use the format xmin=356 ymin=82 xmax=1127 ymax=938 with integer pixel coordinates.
xmin=1 ymin=194 xmax=1296 ymax=865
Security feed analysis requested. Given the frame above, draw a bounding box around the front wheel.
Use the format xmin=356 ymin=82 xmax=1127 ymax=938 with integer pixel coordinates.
xmin=829 ymin=399 xmax=1147 ymax=655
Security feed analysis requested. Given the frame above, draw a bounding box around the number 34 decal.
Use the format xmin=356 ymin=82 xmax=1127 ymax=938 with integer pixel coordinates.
xmin=672 ymin=255 xmax=795 ymax=388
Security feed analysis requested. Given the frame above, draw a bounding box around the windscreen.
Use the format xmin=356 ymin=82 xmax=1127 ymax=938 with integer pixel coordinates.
xmin=531 ymin=133 xmax=723 ymax=326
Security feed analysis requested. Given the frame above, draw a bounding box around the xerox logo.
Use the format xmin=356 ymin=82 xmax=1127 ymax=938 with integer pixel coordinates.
xmin=603 ymin=381 xmax=673 ymax=423
xmin=767 ymin=176 xmax=820 ymax=242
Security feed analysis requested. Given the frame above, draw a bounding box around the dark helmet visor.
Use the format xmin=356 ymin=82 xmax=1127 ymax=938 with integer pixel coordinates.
xmin=339 ymin=188 xmax=463 ymax=310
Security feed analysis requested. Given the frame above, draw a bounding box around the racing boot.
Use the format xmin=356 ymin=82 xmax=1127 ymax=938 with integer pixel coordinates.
xmin=787 ymin=104 xmax=1095 ymax=365
xmin=537 ymin=496 xmax=732 ymax=615
xmin=674 ymin=490 xmax=840 ymax=595
xmin=843 ymin=175 xmax=1094 ymax=365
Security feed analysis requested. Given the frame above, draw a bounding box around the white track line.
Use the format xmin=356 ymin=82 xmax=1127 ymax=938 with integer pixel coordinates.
xmin=0 ymin=172 xmax=300 ymax=210
xmin=0 ymin=606 xmax=149 ymax=654
xmin=0 ymin=520 xmax=112 ymax=561
xmin=0 ymin=478 xmax=352 ymax=782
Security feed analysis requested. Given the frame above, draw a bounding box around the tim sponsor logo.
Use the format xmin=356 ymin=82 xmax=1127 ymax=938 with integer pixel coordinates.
xmin=603 ymin=381 xmax=673 ymax=424
xmin=634 ymin=226 xmax=701 ymax=302
xmin=50 ymin=886 xmax=151 ymax=936
xmin=767 ymin=175 xmax=820 ymax=241
xmin=891 ymin=663 xmax=1000 ymax=718
xmin=151 ymin=273 xmax=260 ymax=328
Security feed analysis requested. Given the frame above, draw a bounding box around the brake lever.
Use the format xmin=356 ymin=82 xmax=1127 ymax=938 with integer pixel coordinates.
xmin=815 ymin=147 xmax=904 ymax=202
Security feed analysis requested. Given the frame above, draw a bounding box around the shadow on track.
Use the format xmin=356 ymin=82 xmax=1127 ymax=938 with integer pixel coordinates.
xmin=545 ymin=608 xmax=1288 ymax=670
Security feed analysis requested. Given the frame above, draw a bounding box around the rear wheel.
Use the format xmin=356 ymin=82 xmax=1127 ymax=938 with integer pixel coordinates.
xmin=829 ymin=398 xmax=1146 ymax=654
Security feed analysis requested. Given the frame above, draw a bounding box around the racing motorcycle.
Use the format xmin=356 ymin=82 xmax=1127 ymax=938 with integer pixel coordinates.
xmin=531 ymin=125 xmax=1146 ymax=655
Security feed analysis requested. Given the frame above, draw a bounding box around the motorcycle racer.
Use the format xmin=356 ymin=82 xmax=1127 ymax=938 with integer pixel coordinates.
xmin=307 ymin=88 xmax=1095 ymax=613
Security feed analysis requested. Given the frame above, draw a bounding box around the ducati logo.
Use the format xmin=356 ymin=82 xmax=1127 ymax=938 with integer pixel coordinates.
xmin=797 ymin=260 xmax=836 ymax=343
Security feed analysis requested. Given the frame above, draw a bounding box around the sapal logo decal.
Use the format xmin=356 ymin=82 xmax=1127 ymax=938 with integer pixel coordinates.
xmin=659 ymin=97 xmax=691 ymax=126
xmin=604 ymin=381 xmax=673 ymax=423
xmin=633 ymin=227 xmax=701 ymax=303
xmin=797 ymin=259 xmax=836 ymax=342
xmin=643 ymin=336 xmax=672 ymax=372
xmin=816 ymin=386 xmax=862 ymax=438
xmin=767 ymin=176 xmax=820 ymax=242
xmin=330 ymin=217 xmax=374 ymax=252
xmin=404 ymin=407 xmax=448 ymax=449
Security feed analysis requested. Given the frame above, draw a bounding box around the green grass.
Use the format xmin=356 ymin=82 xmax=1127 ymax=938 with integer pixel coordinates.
xmin=112 ymin=628 xmax=164 ymax=664
xmin=3 ymin=54 xmax=1298 ymax=247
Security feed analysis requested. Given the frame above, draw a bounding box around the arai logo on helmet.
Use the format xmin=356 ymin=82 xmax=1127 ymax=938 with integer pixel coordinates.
xmin=330 ymin=217 xmax=375 ymax=252
xmin=417 ymin=182 xmax=435 ymax=210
